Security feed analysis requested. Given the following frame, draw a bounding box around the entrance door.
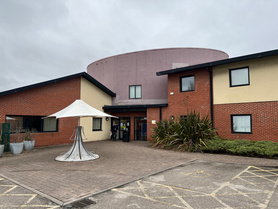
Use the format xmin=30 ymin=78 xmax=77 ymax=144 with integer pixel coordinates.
xmin=134 ymin=117 xmax=147 ymax=141
xmin=111 ymin=118 xmax=120 ymax=140
xmin=119 ymin=117 xmax=130 ymax=140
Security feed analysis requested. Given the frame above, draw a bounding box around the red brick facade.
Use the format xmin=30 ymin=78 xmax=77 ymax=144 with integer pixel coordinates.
xmin=165 ymin=68 xmax=211 ymax=120
xmin=145 ymin=68 xmax=212 ymax=141
xmin=0 ymin=77 xmax=81 ymax=146
xmin=214 ymin=101 xmax=278 ymax=142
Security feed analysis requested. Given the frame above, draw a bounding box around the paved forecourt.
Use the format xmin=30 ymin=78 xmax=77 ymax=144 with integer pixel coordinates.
xmin=1 ymin=140 xmax=278 ymax=207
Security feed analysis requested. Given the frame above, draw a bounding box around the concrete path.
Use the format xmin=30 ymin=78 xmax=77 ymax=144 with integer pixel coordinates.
xmin=1 ymin=140 xmax=278 ymax=208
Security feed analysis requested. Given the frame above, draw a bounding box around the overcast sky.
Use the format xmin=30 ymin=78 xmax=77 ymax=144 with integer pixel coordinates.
xmin=0 ymin=0 xmax=278 ymax=92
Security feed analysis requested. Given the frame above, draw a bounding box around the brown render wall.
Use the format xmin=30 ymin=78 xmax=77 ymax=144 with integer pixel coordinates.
xmin=0 ymin=77 xmax=81 ymax=146
xmin=214 ymin=101 xmax=278 ymax=142
xmin=165 ymin=68 xmax=211 ymax=120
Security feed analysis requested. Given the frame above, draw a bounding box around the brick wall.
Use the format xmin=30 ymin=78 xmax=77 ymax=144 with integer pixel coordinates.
xmin=146 ymin=106 xmax=168 ymax=141
xmin=0 ymin=77 xmax=81 ymax=146
xmin=165 ymin=68 xmax=211 ymax=120
xmin=147 ymin=68 xmax=211 ymax=141
xmin=214 ymin=101 xmax=278 ymax=142
xmin=147 ymin=107 xmax=160 ymax=141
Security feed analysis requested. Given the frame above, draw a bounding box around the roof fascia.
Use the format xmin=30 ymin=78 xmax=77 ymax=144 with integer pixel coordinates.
xmin=103 ymin=103 xmax=168 ymax=111
xmin=0 ymin=72 xmax=116 ymax=98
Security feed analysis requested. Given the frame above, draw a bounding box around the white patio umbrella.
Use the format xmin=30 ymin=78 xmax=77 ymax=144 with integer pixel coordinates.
xmin=46 ymin=99 xmax=117 ymax=162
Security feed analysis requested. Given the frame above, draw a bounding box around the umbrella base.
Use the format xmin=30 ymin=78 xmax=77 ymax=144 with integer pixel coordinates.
xmin=55 ymin=126 xmax=99 ymax=162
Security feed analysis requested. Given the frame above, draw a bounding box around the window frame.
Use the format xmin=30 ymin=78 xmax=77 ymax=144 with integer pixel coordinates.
xmin=231 ymin=114 xmax=252 ymax=134
xmin=180 ymin=115 xmax=187 ymax=120
xmin=129 ymin=85 xmax=142 ymax=99
xmin=229 ymin=66 xmax=250 ymax=87
xmin=180 ymin=75 xmax=195 ymax=92
xmin=92 ymin=118 xmax=102 ymax=131
xmin=5 ymin=115 xmax=59 ymax=133
xmin=43 ymin=117 xmax=59 ymax=132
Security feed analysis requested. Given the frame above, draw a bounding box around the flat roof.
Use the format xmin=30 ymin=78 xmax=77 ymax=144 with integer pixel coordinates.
xmin=156 ymin=49 xmax=278 ymax=76
xmin=103 ymin=103 xmax=168 ymax=112
xmin=0 ymin=72 xmax=116 ymax=97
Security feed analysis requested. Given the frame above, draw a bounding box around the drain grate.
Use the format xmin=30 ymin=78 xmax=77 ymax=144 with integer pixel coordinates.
xmin=69 ymin=198 xmax=96 ymax=208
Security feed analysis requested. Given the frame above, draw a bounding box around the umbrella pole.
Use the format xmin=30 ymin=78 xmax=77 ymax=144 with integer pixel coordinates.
xmin=55 ymin=126 xmax=99 ymax=162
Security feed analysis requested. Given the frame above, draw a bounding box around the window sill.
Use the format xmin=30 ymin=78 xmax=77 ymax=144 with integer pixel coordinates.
xmin=231 ymin=132 xmax=252 ymax=134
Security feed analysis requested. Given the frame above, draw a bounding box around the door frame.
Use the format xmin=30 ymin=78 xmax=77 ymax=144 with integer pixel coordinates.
xmin=134 ymin=117 xmax=147 ymax=141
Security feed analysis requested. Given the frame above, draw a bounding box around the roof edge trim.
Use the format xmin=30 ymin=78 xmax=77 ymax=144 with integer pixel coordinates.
xmin=0 ymin=72 xmax=116 ymax=97
xmin=103 ymin=103 xmax=168 ymax=110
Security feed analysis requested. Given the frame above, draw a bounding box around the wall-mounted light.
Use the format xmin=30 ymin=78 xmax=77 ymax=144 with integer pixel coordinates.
xmin=170 ymin=92 xmax=174 ymax=95
xmin=105 ymin=117 xmax=109 ymax=121
xmin=170 ymin=115 xmax=175 ymax=120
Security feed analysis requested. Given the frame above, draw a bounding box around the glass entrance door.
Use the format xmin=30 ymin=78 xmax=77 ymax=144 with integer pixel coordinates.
xmin=119 ymin=117 xmax=130 ymax=140
xmin=134 ymin=117 xmax=147 ymax=141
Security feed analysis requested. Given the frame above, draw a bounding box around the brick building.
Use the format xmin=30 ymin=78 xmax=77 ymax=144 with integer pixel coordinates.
xmin=0 ymin=73 xmax=115 ymax=146
xmin=1 ymin=48 xmax=277 ymax=147
xmin=88 ymin=48 xmax=228 ymax=141
xmin=157 ymin=49 xmax=278 ymax=142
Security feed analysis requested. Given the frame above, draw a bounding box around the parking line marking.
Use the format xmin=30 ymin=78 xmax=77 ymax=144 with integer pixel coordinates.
xmin=113 ymin=165 xmax=278 ymax=208
xmin=137 ymin=180 xmax=151 ymax=199
xmin=0 ymin=177 xmax=60 ymax=209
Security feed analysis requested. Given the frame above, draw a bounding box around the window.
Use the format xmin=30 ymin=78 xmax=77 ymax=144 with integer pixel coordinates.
xmin=231 ymin=115 xmax=252 ymax=133
xmin=180 ymin=75 xmax=195 ymax=92
xmin=230 ymin=67 xmax=250 ymax=87
xmin=129 ymin=85 xmax=141 ymax=99
xmin=6 ymin=115 xmax=58 ymax=133
xmin=43 ymin=118 xmax=58 ymax=132
xmin=93 ymin=118 xmax=102 ymax=131
xmin=180 ymin=115 xmax=187 ymax=120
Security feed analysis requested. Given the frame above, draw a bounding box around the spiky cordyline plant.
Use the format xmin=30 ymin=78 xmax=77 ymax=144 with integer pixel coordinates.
xmin=151 ymin=111 xmax=216 ymax=152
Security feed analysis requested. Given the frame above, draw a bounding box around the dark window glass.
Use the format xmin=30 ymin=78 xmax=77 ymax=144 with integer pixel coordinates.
xmin=6 ymin=115 xmax=58 ymax=133
xmin=93 ymin=118 xmax=102 ymax=131
xmin=180 ymin=76 xmax=195 ymax=92
xmin=43 ymin=118 xmax=58 ymax=132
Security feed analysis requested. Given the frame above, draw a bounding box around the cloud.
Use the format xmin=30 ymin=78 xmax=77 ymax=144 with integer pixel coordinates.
xmin=0 ymin=0 xmax=278 ymax=92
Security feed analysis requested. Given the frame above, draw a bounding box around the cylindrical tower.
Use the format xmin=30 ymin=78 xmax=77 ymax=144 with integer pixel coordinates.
xmin=87 ymin=48 xmax=228 ymax=105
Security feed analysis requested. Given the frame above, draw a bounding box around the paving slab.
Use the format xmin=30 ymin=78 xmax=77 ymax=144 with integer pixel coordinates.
xmin=1 ymin=140 xmax=278 ymax=207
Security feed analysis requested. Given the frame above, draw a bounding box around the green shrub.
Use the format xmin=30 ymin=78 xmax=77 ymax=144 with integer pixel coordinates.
xmin=202 ymin=137 xmax=278 ymax=158
xmin=151 ymin=119 xmax=175 ymax=149
xmin=151 ymin=111 xmax=216 ymax=152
